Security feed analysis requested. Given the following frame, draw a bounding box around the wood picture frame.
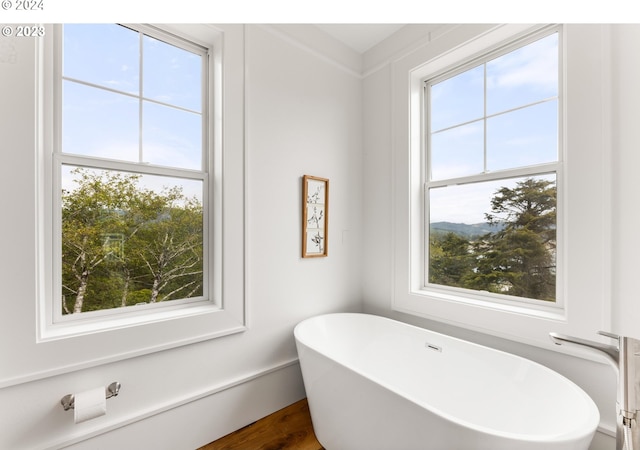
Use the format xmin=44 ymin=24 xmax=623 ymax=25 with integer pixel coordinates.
xmin=302 ymin=175 xmax=329 ymax=258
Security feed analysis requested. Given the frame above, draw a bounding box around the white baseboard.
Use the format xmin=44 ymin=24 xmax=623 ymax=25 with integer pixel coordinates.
xmin=590 ymin=429 xmax=615 ymax=450
xmin=42 ymin=358 xmax=305 ymax=450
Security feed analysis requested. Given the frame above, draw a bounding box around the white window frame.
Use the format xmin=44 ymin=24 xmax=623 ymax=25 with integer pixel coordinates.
xmin=422 ymin=27 xmax=563 ymax=315
xmin=36 ymin=24 xmax=246 ymax=359
xmin=391 ymin=24 xmax=612 ymax=350
xmin=51 ymin=24 xmax=214 ymax=326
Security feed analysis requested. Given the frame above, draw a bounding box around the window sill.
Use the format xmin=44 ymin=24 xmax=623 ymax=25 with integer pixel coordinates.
xmin=39 ymin=301 xmax=229 ymax=342
xmin=411 ymin=287 xmax=566 ymax=322
xmin=392 ymin=288 xmax=569 ymax=348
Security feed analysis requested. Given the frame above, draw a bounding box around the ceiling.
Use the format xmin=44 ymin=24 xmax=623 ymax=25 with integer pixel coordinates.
xmin=314 ymin=24 xmax=405 ymax=53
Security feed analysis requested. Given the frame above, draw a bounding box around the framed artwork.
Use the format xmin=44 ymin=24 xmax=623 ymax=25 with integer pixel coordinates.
xmin=302 ymin=175 xmax=328 ymax=258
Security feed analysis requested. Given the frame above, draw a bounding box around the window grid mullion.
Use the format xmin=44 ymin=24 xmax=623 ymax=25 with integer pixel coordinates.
xmin=483 ymin=62 xmax=488 ymax=174
xmin=57 ymin=153 xmax=207 ymax=182
xmin=138 ymin=30 xmax=144 ymax=164
xmin=425 ymin=163 xmax=560 ymax=190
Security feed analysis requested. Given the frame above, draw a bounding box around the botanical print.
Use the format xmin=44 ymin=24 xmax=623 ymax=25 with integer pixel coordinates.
xmin=307 ymin=180 xmax=325 ymax=204
xmin=302 ymin=175 xmax=328 ymax=257
xmin=306 ymin=205 xmax=325 ymax=229
xmin=306 ymin=230 xmax=325 ymax=254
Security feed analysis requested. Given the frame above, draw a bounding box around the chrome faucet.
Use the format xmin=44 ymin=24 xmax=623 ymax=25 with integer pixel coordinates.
xmin=550 ymin=331 xmax=640 ymax=450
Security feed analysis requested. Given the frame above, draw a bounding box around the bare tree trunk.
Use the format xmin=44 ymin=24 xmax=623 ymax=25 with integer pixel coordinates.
xmin=148 ymin=233 xmax=170 ymax=303
xmin=150 ymin=277 xmax=160 ymax=303
xmin=72 ymin=247 xmax=89 ymax=314
xmin=121 ymin=274 xmax=130 ymax=308
xmin=73 ymin=271 xmax=88 ymax=313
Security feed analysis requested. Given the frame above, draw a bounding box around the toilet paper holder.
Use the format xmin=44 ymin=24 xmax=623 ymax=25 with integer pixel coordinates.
xmin=61 ymin=382 xmax=121 ymax=411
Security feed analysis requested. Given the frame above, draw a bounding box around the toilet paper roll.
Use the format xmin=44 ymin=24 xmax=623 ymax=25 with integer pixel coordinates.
xmin=74 ymin=387 xmax=106 ymax=424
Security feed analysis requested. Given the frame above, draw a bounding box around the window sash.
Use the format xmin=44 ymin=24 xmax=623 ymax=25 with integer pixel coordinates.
xmin=51 ymin=24 xmax=214 ymax=324
xmin=57 ymin=24 xmax=209 ymax=169
xmin=421 ymin=26 xmax=563 ymax=308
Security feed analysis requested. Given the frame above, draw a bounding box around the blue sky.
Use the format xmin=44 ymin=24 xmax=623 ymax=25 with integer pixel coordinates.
xmin=429 ymin=174 xmax=556 ymax=224
xmin=59 ymin=25 xmax=559 ymax=223
xmin=428 ymin=32 xmax=558 ymax=224
xmin=61 ymin=24 xmax=204 ymax=202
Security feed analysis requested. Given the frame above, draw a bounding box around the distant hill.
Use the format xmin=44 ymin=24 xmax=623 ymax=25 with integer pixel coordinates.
xmin=430 ymin=221 xmax=504 ymax=239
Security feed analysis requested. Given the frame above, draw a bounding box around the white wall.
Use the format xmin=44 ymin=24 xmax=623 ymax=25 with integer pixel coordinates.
xmin=1 ymin=22 xmax=636 ymax=450
xmin=362 ymin=24 xmax=640 ymax=450
xmin=0 ymin=24 xmax=362 ymax=449
xmin=611 ymin=25 xmax=640 ymax=336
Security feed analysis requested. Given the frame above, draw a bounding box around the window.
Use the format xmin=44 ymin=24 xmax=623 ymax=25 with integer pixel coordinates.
xmin=37 ymin=23 xmax=247 ymax=350
xmin=55 ymin=24 xmax=210 ymax=320
xmin=392 ymin=24 xmax=608 ymax=349
xmin=34 ymin=23 xmax=244 ymax=378
xmin=424 ymin=31 xmax=560 ymax=306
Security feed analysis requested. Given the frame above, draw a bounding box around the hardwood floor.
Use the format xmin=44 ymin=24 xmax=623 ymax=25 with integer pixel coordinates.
xmin=198 ymin=398 xmax=324 ymax=450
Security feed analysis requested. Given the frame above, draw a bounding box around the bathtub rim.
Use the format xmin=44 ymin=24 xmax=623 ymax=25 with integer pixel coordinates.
xmin=294 ymin=312 xmax=600 ymax=445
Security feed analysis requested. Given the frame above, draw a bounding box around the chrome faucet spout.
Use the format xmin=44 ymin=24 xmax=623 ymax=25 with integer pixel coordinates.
xmin=550 ymin=330 xmax=640 ymax=450
xmin=549 ymin=331 xmax=619 ymax=369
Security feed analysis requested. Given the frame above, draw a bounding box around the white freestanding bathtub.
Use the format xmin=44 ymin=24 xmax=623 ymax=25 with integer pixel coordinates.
xmin=294 ymin=313 xmax=599 ymax=450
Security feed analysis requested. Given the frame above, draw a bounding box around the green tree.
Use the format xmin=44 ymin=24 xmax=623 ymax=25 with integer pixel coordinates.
xmin=61 ymin=168 xmax=203 ymax=314
xmin=134 ymin=192 xmax=203 ymax=303
xmin=467 ymin=178 xmax=556 ymax=300
xmin=429 ymin=232 xmax=474 ymax=288
xmin=61 ymin=169 xmax=141 ymax=313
